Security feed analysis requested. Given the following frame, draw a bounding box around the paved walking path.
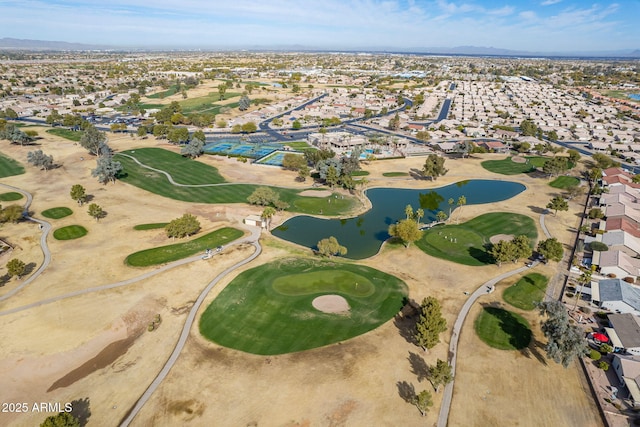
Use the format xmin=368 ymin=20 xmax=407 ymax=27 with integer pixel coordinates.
xmin=120 ymin=233 xmax=262 ymax=426
xmin=436 ymin=211 xmax=548 ymax=427
xmin=0 ymin=183 xmax=52 ymax=302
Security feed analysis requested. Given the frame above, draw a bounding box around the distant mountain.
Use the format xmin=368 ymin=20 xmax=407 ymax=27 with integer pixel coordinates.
xmin=0 ymin=37 xmax=111 ymax=50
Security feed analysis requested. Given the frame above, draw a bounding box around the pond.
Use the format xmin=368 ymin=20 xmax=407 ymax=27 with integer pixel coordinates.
xmin=272 ymin=179 xmax=526 ymax=259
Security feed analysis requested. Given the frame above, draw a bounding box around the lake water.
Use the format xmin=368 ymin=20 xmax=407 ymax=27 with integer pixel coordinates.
xmin=273 ymin=179 xmax=526 ymax=259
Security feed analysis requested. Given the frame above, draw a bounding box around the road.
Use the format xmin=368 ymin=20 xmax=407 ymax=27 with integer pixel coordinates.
xmin=436 ymin=211 xmax=549 ymax=427
xmin=0 ymin=183 xmax=52 ymax=303
xmin=119 ymin=230 xmax=262 ymax=426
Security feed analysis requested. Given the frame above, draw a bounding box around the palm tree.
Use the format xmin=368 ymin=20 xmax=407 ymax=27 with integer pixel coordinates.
xmin=405 ymin=204 xmax=414 ymax=220
xmin=261 ymin=206 xmax=276 ymax=231
xmin=448 ymin=198 xmax=455 ymax=217
xmin=415 ymin=208 xmax=424 ymax=224
xmin=573 ymin=269 xmax=592 ymax=312
xmin=456 ymin=195 xmax=467 ymax=224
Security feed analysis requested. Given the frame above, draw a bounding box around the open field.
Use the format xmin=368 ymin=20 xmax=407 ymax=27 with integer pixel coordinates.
xmin=125 ymin=227 xmax=244 ymax=267
xmin=0 ymin=152 xmax=25 ymax=177
xmin=199 ymin=257 xmax=408 ymax=355
xmin=549 ymin=175 xmax=580 ymax=189
xmin=503 ymin=273 xmax=549 ymax=310
xmin=416 ymin=212 xmax=538 ymax=266
xmin=53 ymin=225 xmax=88 ymax=240
xmin=41 ymin=207 xmax=73 ymax=219
xmin=481 ymin=156 xmax=547 ymax=175
xmin=46 ymin=128 xmax=83 ymax=142
xmin=474 ymin=306 xmax=532 ymax=350
xmin=0 ymin=192 xmax=23 ymax=201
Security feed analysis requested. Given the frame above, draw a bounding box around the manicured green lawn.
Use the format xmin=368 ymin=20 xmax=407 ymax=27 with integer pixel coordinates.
xmin=42 ymin=207 xmax=73 ymax=219
xmin=503 ymin=273 xmax=548 ymax=310
xmin=474 ymin=307 xmax=532 ymax=350
xmin=179 ymin=92 xmax=241 ymax=114
xmin=199 ymin=257 xmax=408 ymax=355
xmin=0 ymin=192 xmax=23 ymax=201
xmin=416 ymin=212 xmax=537 ymax=266
xmin=146 ymin=84 xmax=180 ymax=99
xmin=481 ymin=156 xmax=547 ymax=175
xmin=116 ymin=148 xmax=358 ymax=215
xmin=382 ymin=172 xmax=409 ymax=177
xmin=46 ymin=128 xmax=83 ymax=142
xmin=351 ymin=170 xmax=370 ymax=176
xmin=125 ymin=227 xmax=244 ymax=267
xmin=0 ymin=152 xmax=25 ymax=178
xmin=133 ymin=222 xmax=169 ymax=230
xmin=118 ymin=148 xmax=226 ymax=185
xmin=549 ymin=176 xmax=580 ymax=189
xmin=281 ymin=141 xmax=312 ymax=150
xmin=53 ymin=225 xmax=88 ymax=240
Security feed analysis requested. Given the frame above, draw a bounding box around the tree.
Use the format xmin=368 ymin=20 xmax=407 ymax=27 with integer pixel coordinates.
xmin=546 ymin=195 xmax=568 ymax=216
xmin=428 ymin=359 xmax=453 ymax=392
xmin=167 ymin=127 xmax=190 ymax=144
xmin=0 ymin=202 xmax=21 ymax=223
xmin=292 ymin=120 xmax=302 ymax=130
xmin=520 ymin=119 xmax=538 ymax=136
xmin=405 ymin=204 xmax=414 ymax=220
xmin=180 ymin=137 xmax=205 ymax=158
xmin=490 ymin=240 xmax=517 ymax=266
xmin=316 ymin=236 xmax=347 ymax=257
xmin=537 ymin=238 xmax=564 ymax=262
xmin=40 ymin=412 xmax=80 ymax=427
xmin=455 ymin=195 xmax=466 ymax=224
xmin=436 ymin=211 xmax=447 ymax=223
xmin=217 ymin=83 xmax=227 ymax=100
xmin=324 ymin=165 xmax=340 ymax=188
xmin=92 ymin=151 xmax=122 ymax=184
xmin=412 ymin=390 xmax=433 ymax=417
xmin=27 ymin=150 xmax=54 ymax=171
xmin=592 ymin=153 xmax=619 ymax=169
xmin=567 ymin=149 xmax=581 ymax=164
xmin=388 ymin=112 xmax=400 ymax=130
xmin=416 ymin=130 xmax=431 ymax=142
xmin=389 ymin=219 xmax=423 ymax=248
xmin=241 ymin=122 xmax=257 ymax=133
xmin=588 ymin=208 xmax=605 ymax=219
xmin=512 ymin=235 xmax=533 ymax=262
xmin=261 ymin=206 xmax=276 ymax=231
xmin=87 ymin=203 xmax=104 ymax=221
xmin=247 ymin=187 xmax=279 ymax=206
xmin=4 ymin=107 xmax=18 ymax=119
xmin=422 ymin=154 xmax=448 ymax=181
xmin=447 ymin=198 xmax=454 ymax=217
xmin=282 ymin=153 xmax=306 ymax=171
xmin=6 ymin=258 xmax=26 ymax=278
xmin=79 ymin=124 xmax=107 ymax=155
xmin=238 ymin=95 xmax=251 ymax=111
xmin=165 ymin=213 xmax=200 ymax=238
xmin=538 ymin=300 xmax=588 ymax=367
xmin=70 ymin=184 xmax=86 ymax=206
xmin=297 ymin=165 xmax=310 ymax=182
xmin=542 ymin=157 xmax=568 ymax=177
xmin=414 ymin=296 xmax=447 ymax=350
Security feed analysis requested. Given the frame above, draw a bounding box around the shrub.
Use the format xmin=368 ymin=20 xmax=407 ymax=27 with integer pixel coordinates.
xmin=580 ymin=307 xmax=592 ymax=315
xmin=599 ymin=361 xmax=610 ymax=371
xmin=600 ymin=344 xmax=613 ymax=354
xmin=589 ymin=241 xmax=609 ymax=252
xmin=590 ymin=349 xmax=602 ymax=361
xmin=566 ymin=292 xmax=575 ymax=298
xmin=624 ymin=277 xmax=635 ymax=283
xmin=607 ymin=273 xmax=617 ymax=278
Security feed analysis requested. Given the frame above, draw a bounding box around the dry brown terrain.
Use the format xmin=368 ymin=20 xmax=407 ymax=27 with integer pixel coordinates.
xmin=0 ymin=132 xmax=599 ymax=427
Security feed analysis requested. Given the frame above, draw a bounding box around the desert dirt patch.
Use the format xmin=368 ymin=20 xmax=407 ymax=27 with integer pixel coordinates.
xmin=312 ymin=294 xmax=350 ymax=314
xmin=489 ymin=233 xmax=515 ymax=244
xmin=298 ymin=189 xmax=332 ymax=197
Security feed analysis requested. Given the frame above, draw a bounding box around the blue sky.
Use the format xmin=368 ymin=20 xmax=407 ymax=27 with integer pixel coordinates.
xmin=1 ymin=0 xmax=638 ymax=52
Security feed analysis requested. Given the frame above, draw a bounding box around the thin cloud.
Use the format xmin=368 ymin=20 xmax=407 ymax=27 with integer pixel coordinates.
xmin=541 ymin=0 xmax=562 ymax=5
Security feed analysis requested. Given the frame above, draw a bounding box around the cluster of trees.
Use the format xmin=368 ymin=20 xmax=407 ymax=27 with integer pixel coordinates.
xmin=281 ymin=153 xmax=310 ymax=181
xmin=165 ymin=213 xmax=200 ymax=238
xmin=538 ymin=300 xmax=588 ymax=367
xmin=247 ymin=187 xmax=289 ymax=210
xmin=389 ymin=205 xmax=424 ymax=248
xmin=40 ymin=411 xmax=81 ymax=427
xmin=231 ymin=122 xmax=258 ymax=134
xmin=6 ymin=258 xmax=27 ymax=279
xmin=316 ymin=236 xmax=348 ymax=257
xmin=490 ymin=235 xmax=533 ymax=266
xmin=180 ymin=132 xmax=205 ymax=159
xmin=542 ymin=157 xmax=570 ymax=177
xmin=0 ymin=203 xmax=23 ymax=223
xmin=27 ymin=150 xmax=54 ymax=171
xmin=79 ymin=125 xmax=122 ymax=184
xmin=0 ymin=122 xmax=33 ymax=145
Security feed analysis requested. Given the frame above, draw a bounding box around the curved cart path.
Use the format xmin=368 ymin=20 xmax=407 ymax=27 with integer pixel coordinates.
xmin=0 ymin=183 xmax=52 ymax=303
xmin=437 ymin=211 xmax=549 ymax=427
xmin=120 ymin=237 xmax=262 ymax=426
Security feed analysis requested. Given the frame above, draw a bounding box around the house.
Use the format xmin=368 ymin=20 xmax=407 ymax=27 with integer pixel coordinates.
xmin=605 ymin=217 xmax=640 ymax=239
xmin=601 ymin=230 xmax=640 ymax=257
xmin=607 ymin=313 xmax=640 ymax=356
xmin=478 ymin=140 xmax=508 ymax=153
xmin=244 ymin=215 xmax=265 ymax=228
xmin=593 ymin=250 xmax=640 ymax=279
xmin=592 ymin=278 xmax=640 ymax=315
xmin=611 ymin=354 xmax=640 ymax=406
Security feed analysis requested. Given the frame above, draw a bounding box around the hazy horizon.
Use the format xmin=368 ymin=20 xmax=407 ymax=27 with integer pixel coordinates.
xmin=1 ymin=0 xmax=639 ymax=52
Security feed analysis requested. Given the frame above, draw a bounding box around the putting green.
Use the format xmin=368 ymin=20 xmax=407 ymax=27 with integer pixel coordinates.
xmin=273 ymin=270 xmax=374 ymax=297
xmin=200 ymin=258 xmax=407 ymax=355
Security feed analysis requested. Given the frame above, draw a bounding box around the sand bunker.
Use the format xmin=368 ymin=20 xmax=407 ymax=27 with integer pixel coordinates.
xmin=298 ymin=190 xmax=332 ymax=197
xmin=489 ymin=234 xmax=515 ymax=244
xmin=312 ymin=295 xmax=350 ymax=314
xmin=511 ymin=156 xmax=527 ymax=164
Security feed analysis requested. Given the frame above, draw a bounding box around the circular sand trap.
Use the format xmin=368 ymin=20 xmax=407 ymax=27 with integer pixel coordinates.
xmin=312 ymin=295 xmax=350 ymax=314
xmin=490 ymin=234 xmax=515 ymax=244
xmin=512 ymin=156 xmax=527 ymax=164
xmin=299 ymin=190 xmax=332 ymax=197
